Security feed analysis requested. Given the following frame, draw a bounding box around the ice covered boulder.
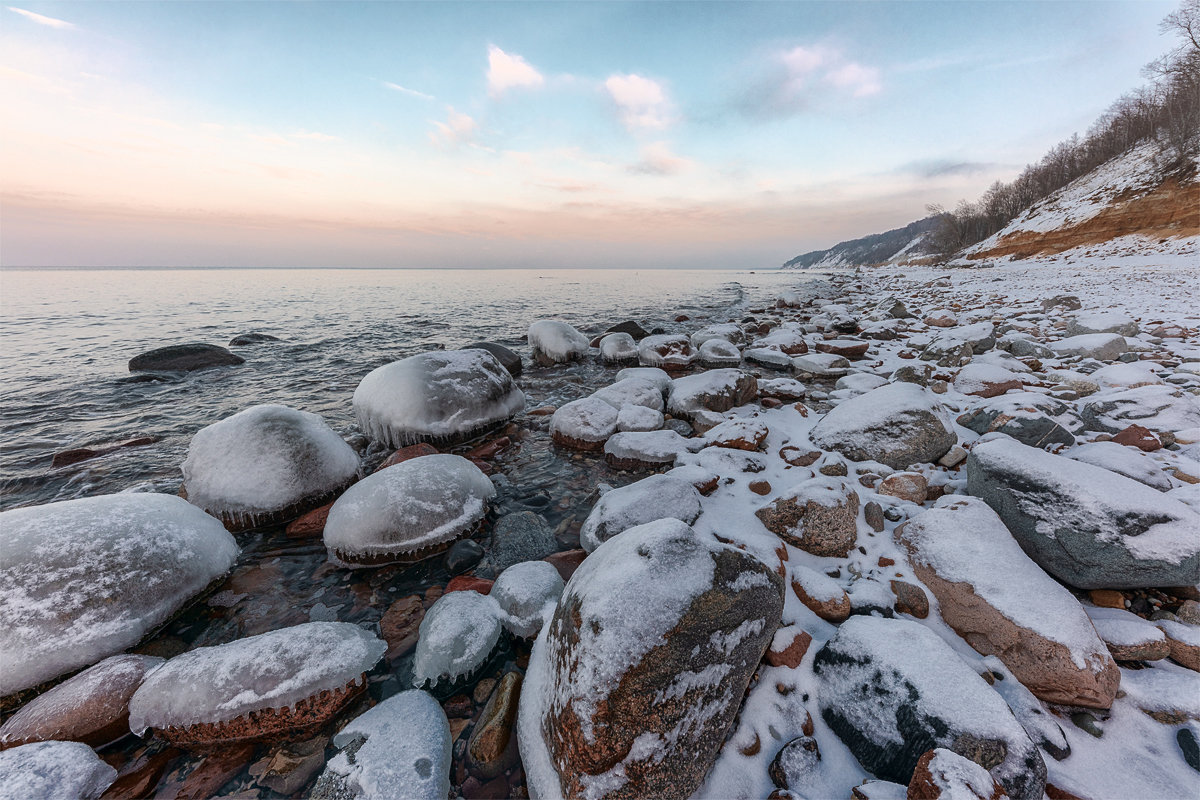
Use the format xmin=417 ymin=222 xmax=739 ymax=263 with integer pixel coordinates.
xmin=492 ymin=561 xmax=565 ymax=638
xmin=966 ymin=435 xmax=1200 ymax=589
xmin=616 ymin=405 xmax=663 ymax=432
xmin=690 ymin=323 xmax=745 ymax=347
xmin=181 ymin=404 xmax=360 ymax=530
xmin=0 ymin=654 xmax=163 ymax=748
xmin=638 ymin=334 xmax=698 ymax=371
xmin=1049 ymin=333 xmax=1127 ymax=361
xmin=592 ymin=378 xmax=665 ymax=412
xmin=579 ymin=474 xmax=702 ymax=553
xmin=603 ymin=430 xmax=696 ymax=471
xmin=528 ymin=320 xmax=590 ymax=365
xmin=0 ymin=741 xmax=117 ymax=800
xmin=128 ymin=342 xmax=244 ymax=373
xmin=698 ymin=338 xmax=742 ymax=368
xmin=0 ymin=494 xmax=238 ymax=697
xmin=324 ymin=454 xmax=495 ymax=566
xmin=809 ymin=382 xmax=957 ymax=470
xmin=1066 ymin=441 xmax=1171 ymax=490
xmin=616 ymin=367 xmax=672 ymax=395
xmin=667 ymin=369 xmax=757 ymax=419
xmin=550 ymin=397 xmax=619 ymax=451
xmin=311 ymin=690 xmax=451 ymax=800
xmin=896 ymin=497 xmax=1119 ymax=708
xmin=353 ymin=350 xmax=525 ymax=447
xmin=1080 ymin=384 xmax=1200 ymax=434
xmin=128 ymin=621 xmax=384 ymax=747
xmin=1066 ymin=312 xmax=1139 ymax=338
xmin=599 ymin=332 xmax=639 ymax=364
xmin=957 ymin=392 xmax=1077 ymax=448
xmin=412 ymin=589 xmax=502 ymax=687
xmin=813 ymin=616 xmax=1046 ymax=800
xmin=519 ymin=519 xmax=783 ymax=800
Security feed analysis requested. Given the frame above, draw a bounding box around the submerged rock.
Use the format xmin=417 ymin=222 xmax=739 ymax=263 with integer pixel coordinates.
xmin=519 ymin=519 xmax=783 ymax=800
xmin=476 ymin=512 xmax=558 ymax=579
xmin=181 ymin=404 xmax=360 ymax=531
xmin=0 ymin=493 xmax=238 ymax=697
xmin=323 ymin=454 xmax=495 ymax=567
xmin=809 ymin=382 xmax=957 ymax=470
xmin=228 ymin=332 xmax=280 ymax=346
xmin=128 ymin=622 xmax=385 ymax=747
xmin=311 ymin=690 xmax=451 ymax=800
xmin=128 ymin=342 xmax=244 ymax=372
xmin=412 ymin=590 xmax=502 ymax=687
xmin=0 ymin=741 xmax=117 ymax=800
xmin=353 ymin=350 xmax=525 ymax=448
xmin=461 ymin=342 xmax=523 ymax=377
xmin=813 ymin=616 xmax=1046 ymax=800
xmin=966 ymin=435 xmax=1200 ymax=589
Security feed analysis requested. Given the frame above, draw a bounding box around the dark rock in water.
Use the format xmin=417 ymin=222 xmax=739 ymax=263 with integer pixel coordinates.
xmin=476 ymin=512 xmax=558 ymax=579
xmin=229 ymin=332 xmax=280 ymax=346
xmin=445 ymin=540 xmax=485 ymax=575
xmin=814 ymin=616 xmax=1046 ymax=800
xmin=523 ymin=519 xmax=783 ymax=800
xmin=604 ymin=321 xmax=651 ymax=341
xmin=462 ymin=342 xmax=523 ymax=377
xmin=118 ymin=372 xmax=177 ymax=384
xmin=51 ymin=436 xmax=160 ymax=469
xmin=129 ymin=343 xmax=245 ymax=372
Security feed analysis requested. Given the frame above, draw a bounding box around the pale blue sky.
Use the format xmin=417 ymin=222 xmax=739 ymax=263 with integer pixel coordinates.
xmin=0 ymin=1 xmax=1176 ymax=267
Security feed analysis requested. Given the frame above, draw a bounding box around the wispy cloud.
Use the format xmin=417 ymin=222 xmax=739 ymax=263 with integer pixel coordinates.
xmin=487 ymin=45 xmax=544 ymax=96
xmin=629 ymin=141 xmax=691 ymax=176
xmin=428 ymin=107 xmax=478 ymax=147
xmin=896 ymin=158 xmax=1001 ymax=178
xmin=383 ymin=81 xmax=434 ymax=101
xmin=738 ymin=43 xmax=881 ymax=118
xmin=7 ymin=5 xmax=75 ymax=29
xmin=605 ymin=73 xmax=673 ymax=131
xmin=292 ymin=131 xmax=341 ymax=143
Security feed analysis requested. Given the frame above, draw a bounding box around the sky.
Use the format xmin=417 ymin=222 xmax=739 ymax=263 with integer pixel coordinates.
xmin=0 ymin=1 xmax=1179 ymax=269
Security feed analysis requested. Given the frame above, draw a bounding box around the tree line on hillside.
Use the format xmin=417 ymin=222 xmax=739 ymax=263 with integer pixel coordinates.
xmin=926 ymin=0 xmax=1200 ymax=256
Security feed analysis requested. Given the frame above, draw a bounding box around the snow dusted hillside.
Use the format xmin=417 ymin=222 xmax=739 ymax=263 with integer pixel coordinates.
xmin=965 ymin=141 xmax=1199 ymax=262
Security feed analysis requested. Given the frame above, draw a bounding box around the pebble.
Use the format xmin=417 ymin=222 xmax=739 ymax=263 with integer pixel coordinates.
xmin=445 ymin=539 xmax=485 ymax=575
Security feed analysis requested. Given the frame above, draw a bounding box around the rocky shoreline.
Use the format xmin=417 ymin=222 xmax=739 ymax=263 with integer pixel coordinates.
xmin=2 ymin=264 xmax=1199 ymax=800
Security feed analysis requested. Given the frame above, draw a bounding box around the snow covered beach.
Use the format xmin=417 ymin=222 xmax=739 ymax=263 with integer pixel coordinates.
xmin=2 ymin=254 xmax=1200 ymax=799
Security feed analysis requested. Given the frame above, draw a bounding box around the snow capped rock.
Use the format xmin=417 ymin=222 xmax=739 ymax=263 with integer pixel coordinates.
xmin=834 ymin=372 xmax=888 ymax=395
xmin=129 ymin=622 xmax=384 ymax=742
xmin=599 ymin=332 xmax=639 ymax=363
xmin=907 ymin=748 xmax=1006 ymax=800
xmin=324 ymin=454 xmax=495 ymax=566
xmin=0 ymin=493 xmax=238 ymax=697
xmin=757 ymin=477 xmax=859 ymax=558
xmin=1067 ymin=312 xmax=1139 ymax=338
xmin=699 ymin=338 xmax=743 ymax=368
xmin=809 ymin=382 xmax=957 ymax=469
xmin=615 ymin=367 xmax=672 ymax=394
xmin=591 ymin=378 xmax=665 ymax=412
xmin=312 ymin=690 xmax=451 ymax=800
xmin=1089 ymin=361 xmax=1163 ymax=389
xmin=966 ymin=434 xmax=1200 ymax=589
xmin=528 ymin=320 xmax=590 ymax=364
xmin=814 ymin=615 xmax=1046 ymax=800
xmin=691 ymin=323 xmax=745 ymax=347
xmin=616 ymin=404 xmax=664 ymax=432
xmin=412 ymin=590 xmax=502 ymax=687
xmin=1080 ymin=384 xmax=1200 ymax=433
xmin=0 ymin=741 xmax=117 ymax=800
xmin=1084 ymin=606 xmax=1169 ymax=661
xmin=1066 ymin=441 xmax=1172 ymax=490
xmin=353 ymin=350 xmax=525 ymax=447
xmin=550 ymin=397 xmax=619 ymax=451
xmin=751 ymin=323 xmax=809 ymax=355
xmin=792 ymin=352 xmax=852 ymax=376
xmin=667 ymin=369 xmax=758 ymax=418
xmin=952 ymin=363 xmax=1023 ymax=398
xmin=519 ymin=519 xmax=783 ymax=800
xmin=638 ymin=334 xmax=698 ymax=371
xmin=956 ymin=391 xmax=1078 ymax=448
xmin=896 ymin=497 xmax=1119 ymax=708
xmin=181 ymin=404 xmax=359 ymax=530
xmin=492 ymin=560 xmax=565 ymax=638
xmin=580 ymin=474 xmax=703 ymax=553
xmin=1050 ymin=333 xmax=1128 ymax=361
xmin=604 ymin=429 xmax=697 ymax=471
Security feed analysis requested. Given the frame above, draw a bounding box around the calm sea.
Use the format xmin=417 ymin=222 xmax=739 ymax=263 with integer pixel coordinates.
xmin=0 ymin=268 xmax=811 ymax=511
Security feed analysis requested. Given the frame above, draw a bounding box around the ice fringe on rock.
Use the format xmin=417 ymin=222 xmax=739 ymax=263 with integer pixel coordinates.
xmin=638 ymin=334 xmax=698 ymax=370
xmin=579 ymin=474 xmax=703 ymax=553
xmin=311 ymin=690 xmax=451 ymax=800
xmin=352 ymin=350 xmax=525 ymax=448
xmin=412 ymin=590 xmax=502 ymax=687
xmin=0 ymin=493 xmax=238 ymax=697
xmin=492 ymin=561 xmax=565 ymax=638
xmin=128 ymin=622 xmax=385 ymax=735
xmin=699 ymin=338 xmax=743 ymax=368
xmin=599 ymin=333 xmax=639 ymax=363
xmin=690 ymin=323 xmax=745 ymax=347
xmin=0 ymin=741 xmax=117 ymax=800
xmin=528 ymin=320 xmax=590 ymax=364
xmin=181 ymin=404 xmax=360 ymax=530
xmin=323 ymin=454 xmax=495 ymax=566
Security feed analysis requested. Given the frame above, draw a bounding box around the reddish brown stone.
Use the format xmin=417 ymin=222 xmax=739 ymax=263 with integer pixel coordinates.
xmin=908 ymin=748 xmax=1007 ymax=799
xmin=749 ymin=480 xmax=773 ymax=496
xmin=99 ymin=747 xmax=182 ymax=800
xmin=765 ymin=630 xmax=812 ymax=669
xmin=375 ymin=442 xmax=438 ymax=472
xmin=1045 ymin=784 xmax=1088 ymax=800
xmin=878 ymin=472 xmax=929 ymax=504
xmin=528 ymin=406 xmax=557 ymax=416
xmin=285 ymin=501 xmax=333 ymax=538
xmin=446 ymin=575 xmax=494 ymax=595
xmin=444 ymin=694 xmax=474 ymax=718
xmin=816 ymin=340 xmax=870 ymax=359
xmin=791 ymin=580 xmax=851 ymax=623
xmin=890 ymin=580 xmax=930 ymax=619
xmin=381 ymin=595 xmax=425 ymax=660
xmin=544 ymin=549 xmax=588 ymax=582
xmin=468 ymin=672 xmax=522 ymax=780
xmin=174 ymin=742 xmax=258 ymax=800
xmin=761 ymin=397 xmax=783 ymax=409
xmin=879 ymin=556 xmax=895 ymax=568
xmin=756 ymin=485 xmax=859 ymax=558
xmin=778 ymin=447 xmax=821 ymax=467
xmin=1111 ymin=424 xmax=1161 ymax=452
xmin=1088 ymin=589 xmax=1125 ymax=609
xmin=466 ymin=436 xmax=511 ymax=460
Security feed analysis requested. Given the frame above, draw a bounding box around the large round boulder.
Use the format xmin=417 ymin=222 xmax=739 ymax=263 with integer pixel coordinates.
xmin=808 ymin=382 xmax=956 ymax=469
xmin=128 ymin=342 xmax=244 ymax=372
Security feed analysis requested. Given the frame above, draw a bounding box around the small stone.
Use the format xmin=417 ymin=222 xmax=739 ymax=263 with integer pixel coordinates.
xmin=1111 ymin=424 xmax=1162 ymax=452
xmin=1177 ymin=600 xmax=1200 ymax=625
xmin=1089 ymin=589 xmax=1126 ymax=609
xmin=445 ymin=575 xmax=493 ymax=595
xmin=890 ymin=580 xmax=930 ymax=619
xmin=818 ymin=459 xmax=848 ymax=477
xmin=749 ymin=480 xmax=773 ymax=496
xmin=445 ymin=540 xmax=485 ymax=575
xmin=1070 ymin=712 xmax=1103 ymax=738
xmin=544 ymin=549 xmax=587 ymax=582
xmin=883 ymin=506 xmax=904 ymax=522
xmin=778 ymin=447 xmax=821 ymax=467
xmin=444 ymin=694 xmax=473 ymax=718
xmin=381 ymin=595 xmax=424 ymax=660
xmin=864 ymin=501 xmax=885 ymax=532
xmin=877 ymin=472 xmax=928 ymax=504
xmin=474 ymin=678 xmax=497 ymax=705
xmin=175 ymin=742 xmax=257 ymax=800
xmin=878 ymin=556 xmax=895 ymax=568
xmin=937 ymin=445 xmax=968 ymax=468
xmin=765 ymin=628 xmax=812 ymax=669
xmin=768 ymin=736 xmax=821 ymax=790
xmin=375 ymin=442 xmax=439 ymax=472
xmin=1179 ymin=725 xmax=1200 ymax=772
xmin=285 ymin=502 xmax=334 ymax=538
